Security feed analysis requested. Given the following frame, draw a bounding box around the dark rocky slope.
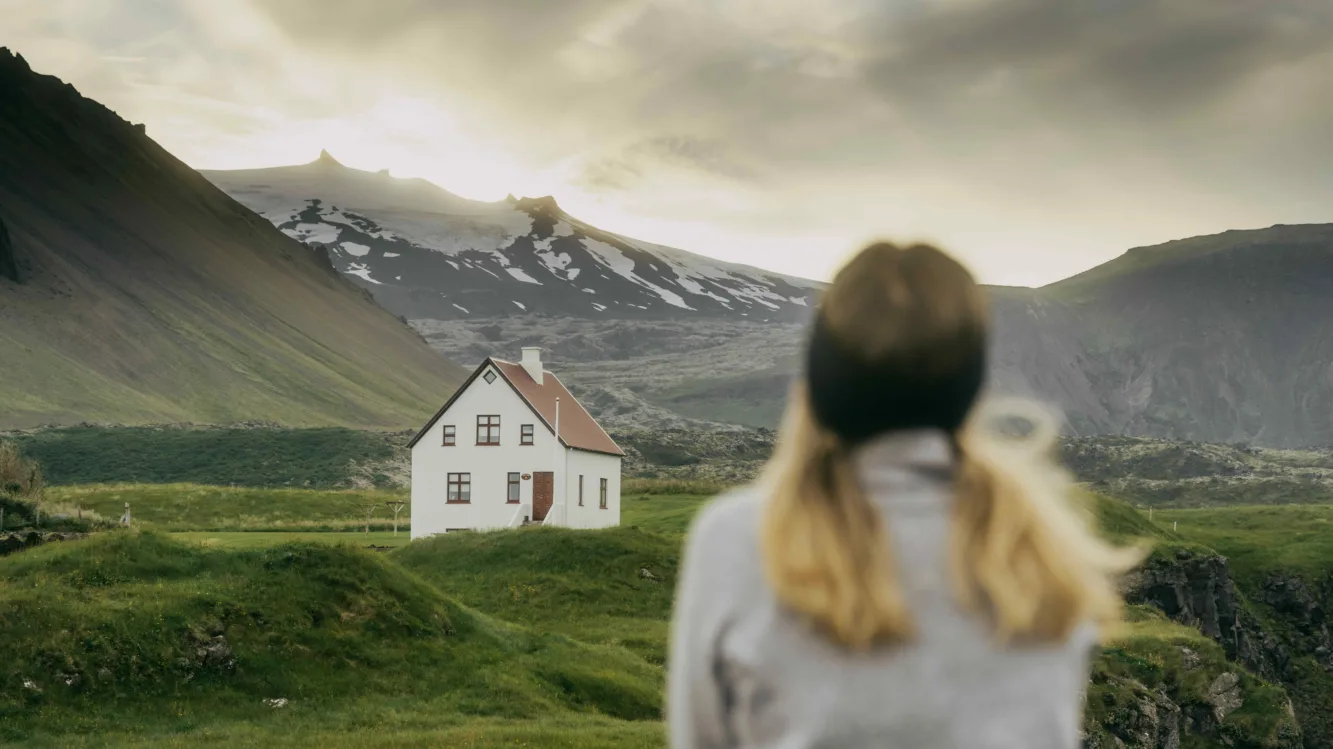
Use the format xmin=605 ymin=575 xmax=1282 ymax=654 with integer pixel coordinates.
xmin=1008 ymin=225 xmax=1333 ymax=448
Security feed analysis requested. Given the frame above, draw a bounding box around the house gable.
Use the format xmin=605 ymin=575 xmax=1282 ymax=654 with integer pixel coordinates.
xmin=408 ymin=357 xmax=623 ymax=457
xmin=407 ymin=359 xmax=535 ymax=448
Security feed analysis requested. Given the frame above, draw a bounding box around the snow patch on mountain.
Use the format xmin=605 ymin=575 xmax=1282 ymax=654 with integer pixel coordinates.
xmin=537 ymin=248 xmax=577 ymax=280
xmin=374 ymin=212 xmax=531 ymax=255
xmin=346 ymin=263 xmax=382 ymax=284
xmin=341 ymin=242 xmax=370 ymax=257
xmin=506 ymin=267 xmax=543 ymax=285
xmin=286 ymin=223 xmax=341 ymax=244
xmin=581 ymin=237 xmax=694 ymax=311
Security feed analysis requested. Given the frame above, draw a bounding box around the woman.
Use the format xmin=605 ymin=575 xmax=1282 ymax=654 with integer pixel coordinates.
xmin=667 ymin=242 xmax=1141 ymax=748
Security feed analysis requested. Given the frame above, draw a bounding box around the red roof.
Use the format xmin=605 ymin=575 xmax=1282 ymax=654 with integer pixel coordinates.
xmin=408 ymin=358 xmax=624 ymax=456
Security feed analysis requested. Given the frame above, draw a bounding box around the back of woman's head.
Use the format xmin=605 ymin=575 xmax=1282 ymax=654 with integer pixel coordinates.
xmin=761 ymin=242 xmax=1141 ymax=651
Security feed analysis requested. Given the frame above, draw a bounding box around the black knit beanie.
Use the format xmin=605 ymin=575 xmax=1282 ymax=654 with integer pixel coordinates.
xmin=804 ymin=310 xmax=987 ymax=446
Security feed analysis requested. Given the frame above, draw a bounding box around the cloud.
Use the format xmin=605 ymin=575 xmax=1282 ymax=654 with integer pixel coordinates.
xmin=10 ymin=0 xmax=1332 ymax=284
xmin=577 ymin=134 xmax=760 ymax=192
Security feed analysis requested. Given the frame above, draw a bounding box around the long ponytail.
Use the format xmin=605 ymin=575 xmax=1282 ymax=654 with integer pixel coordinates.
xmin=761 ymin=390 xmax=1142 ymax=651
xmin=760 ymin=388 xmax=915 ymax=650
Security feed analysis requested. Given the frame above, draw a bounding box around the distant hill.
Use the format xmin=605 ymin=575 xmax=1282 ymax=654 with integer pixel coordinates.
xmin=991 ymin=224 xmax=1333 ymax=447
xmin=0 ymin=49 xmax=467 ymax=430
xmin=203 ymin=153 xmax=822 ymax=322
xmin=413 ymin=223 xmax=1333 ymax=447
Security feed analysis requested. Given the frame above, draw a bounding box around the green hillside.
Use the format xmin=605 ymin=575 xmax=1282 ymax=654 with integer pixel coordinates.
xmin=0 ymin=50 xmax=466 ymax=431
xmin=0 ymin=532 xmax=663 ymax=748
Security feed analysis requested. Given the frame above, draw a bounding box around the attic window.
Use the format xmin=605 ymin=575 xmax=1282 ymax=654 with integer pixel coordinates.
xmin=483 ymin=370 xmax=497 ymax=384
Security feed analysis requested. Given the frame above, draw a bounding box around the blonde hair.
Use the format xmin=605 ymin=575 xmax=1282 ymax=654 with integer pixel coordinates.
xmin=760 ymin=243 xmax=1143 ymax=651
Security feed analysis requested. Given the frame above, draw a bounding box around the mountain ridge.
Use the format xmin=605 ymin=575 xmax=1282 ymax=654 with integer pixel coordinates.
xmin=204 ymin=154 xmax=822 ymax=322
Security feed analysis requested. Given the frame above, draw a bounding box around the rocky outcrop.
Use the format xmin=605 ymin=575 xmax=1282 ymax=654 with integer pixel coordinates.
xmin=0 ymin=215 xmax=18 ymax=283
xmin=0 ymin=530 xmax=88 ymax=556
xmin=1125 ymin=548 xmax=1292 ymax=681
xmin=1258 ymin=575 xmax=1333 ymax=670
xmin=1086 ymin=670 xmax=1301 ymax=749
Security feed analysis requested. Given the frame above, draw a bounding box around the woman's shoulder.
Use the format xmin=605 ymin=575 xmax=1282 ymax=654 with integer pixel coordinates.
xmin=687 ymin=485 xmax=766 ymax=546
xmin=679 ymin=486 xmax=768 ymax=581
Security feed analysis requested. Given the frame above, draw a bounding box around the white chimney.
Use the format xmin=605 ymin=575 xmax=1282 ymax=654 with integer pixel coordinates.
xmin=520 ymin=347 xmax=544 ymax=384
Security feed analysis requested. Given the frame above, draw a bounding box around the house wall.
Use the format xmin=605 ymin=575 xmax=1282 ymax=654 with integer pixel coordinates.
xmin=562 ymin=449 xmax=621 ymax=530
xmin=411 ymin=364 xmax=559 ymax=538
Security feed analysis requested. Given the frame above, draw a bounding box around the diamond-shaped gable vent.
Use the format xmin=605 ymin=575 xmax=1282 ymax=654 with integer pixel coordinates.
xmin=483 ymin=370 xmax=497 ymax=384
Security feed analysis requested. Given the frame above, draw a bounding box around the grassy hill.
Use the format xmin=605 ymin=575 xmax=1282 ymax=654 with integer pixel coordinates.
xmin=0 ymin=532 xmax=664 ymax=748
xmin=0 ymin=49 xmax=466 ymax=431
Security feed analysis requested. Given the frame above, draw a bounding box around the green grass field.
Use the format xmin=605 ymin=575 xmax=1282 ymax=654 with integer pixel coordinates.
xmin=0 ymin=482 xmax=1318 ymax=747
xmin=1155 ymin=505 xmax=1333 ymax=588
xmin=45 ymin=484 xmax=409 ymax=532
xmin=171 ymin=531 xmax=412 ymax=549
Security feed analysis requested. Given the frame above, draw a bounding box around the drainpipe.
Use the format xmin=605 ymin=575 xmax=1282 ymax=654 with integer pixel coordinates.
xmin=554 ymin=397 xmax=561 ymax=525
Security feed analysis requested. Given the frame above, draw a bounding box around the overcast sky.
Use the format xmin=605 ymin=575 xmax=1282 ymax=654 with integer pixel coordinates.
xmin=5 ymin=0 xmax=1331 ymax=285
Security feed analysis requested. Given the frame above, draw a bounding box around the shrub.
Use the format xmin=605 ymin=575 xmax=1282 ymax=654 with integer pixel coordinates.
xmin=0 ymin=440 xmax=43 ymax=499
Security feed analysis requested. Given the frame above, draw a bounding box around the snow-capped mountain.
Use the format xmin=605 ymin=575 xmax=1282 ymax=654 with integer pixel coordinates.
xmin=203 ymin=151 xmax=822 ymax=321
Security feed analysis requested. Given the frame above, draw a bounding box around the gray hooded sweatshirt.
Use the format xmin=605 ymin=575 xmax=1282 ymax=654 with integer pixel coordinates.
xmin=666 ymin=429 xmax=1097 ymax=749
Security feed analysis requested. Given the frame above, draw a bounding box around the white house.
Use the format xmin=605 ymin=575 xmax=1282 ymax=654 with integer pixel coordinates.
xmin=408 ymin=348 xmax=624 ymax=537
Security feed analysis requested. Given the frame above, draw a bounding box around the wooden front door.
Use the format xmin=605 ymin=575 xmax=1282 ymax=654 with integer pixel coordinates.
xmin=532 ymin=472 xmax=554 ymax=522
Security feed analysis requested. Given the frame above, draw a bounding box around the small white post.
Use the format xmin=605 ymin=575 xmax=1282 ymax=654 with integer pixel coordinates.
xmin=1173 ymin=521 xmax=1178 ymax=532
xmin=385 ymin=501 xmax=407 ymax=537
xmin=1149 ymin=508 xmax=1153 ymax=522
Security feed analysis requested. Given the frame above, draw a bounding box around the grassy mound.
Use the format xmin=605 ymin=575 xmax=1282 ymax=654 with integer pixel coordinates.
xmin=44 ymin=483 xmax=408 ymax=532
xmin=396 ymin=526 xmax=680 ymax=664
xmin=0 ymin=531 xmax=661 ymax=745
